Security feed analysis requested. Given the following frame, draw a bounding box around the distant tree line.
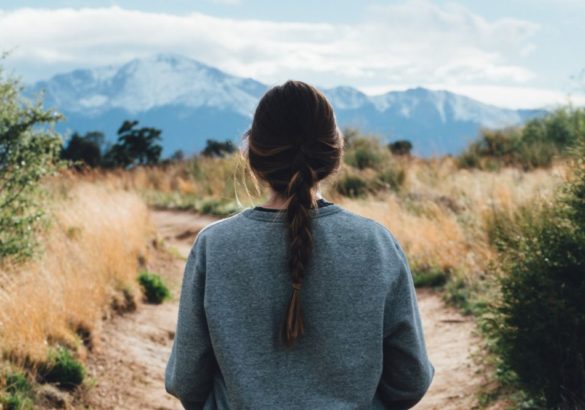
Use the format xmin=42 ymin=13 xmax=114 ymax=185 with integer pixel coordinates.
xmin=61 ymin=120 xmax=164 ymax=169
xmin=61 ymin=123 xmax=242 ymax=168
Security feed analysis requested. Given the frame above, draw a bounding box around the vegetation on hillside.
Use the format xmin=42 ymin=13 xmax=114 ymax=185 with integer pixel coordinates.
xmin=458 ymin=106 xmax=585 ymax=170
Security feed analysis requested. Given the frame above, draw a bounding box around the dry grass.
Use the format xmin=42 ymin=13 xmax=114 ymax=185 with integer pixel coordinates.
xmin=0 ymin=179 xmax=152 ymax=364
xmin=336 ymin=157 xmax=567 ymax=284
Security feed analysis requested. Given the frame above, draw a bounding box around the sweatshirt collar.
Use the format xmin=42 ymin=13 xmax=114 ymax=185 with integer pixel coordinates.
xmin=242 ymin=204 xmax=343 ymax=222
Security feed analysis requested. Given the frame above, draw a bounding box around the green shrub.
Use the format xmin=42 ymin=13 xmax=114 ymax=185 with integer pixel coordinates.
xmin=334 ymin=174 xmax=369 ymax=198
xmin=374 ymin=167 xmax=405 ymax=192
xmin=0 ymin=64 xmax=63 ymax=262
xmin=4 ymin=372 xmax=31 ymax=396
xmin=138 ymin=271 xmax=171 ymax=304
xmin=38 ymin=347 xmax=85 ymax=390
xmin=388 ymin=140 xmax=413 ymax=156
xmin=487 ymin=141 xmax=585 ymax=408
xmin=343 ymin=136 xmax=386 ymax=170
xmin=412 ymin=267 xmax=448 ymax=288
xmin=458 ymin=107 xmax=585 ymax=170
xmin=1 ymin=371 xmax=34 ymax=409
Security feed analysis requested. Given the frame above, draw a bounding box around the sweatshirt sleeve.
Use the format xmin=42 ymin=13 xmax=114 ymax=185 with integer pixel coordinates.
xmin=165 ymin=236 xmax=216 ymax=410
xmin=375 ymin=238 xmax=435 ymax=409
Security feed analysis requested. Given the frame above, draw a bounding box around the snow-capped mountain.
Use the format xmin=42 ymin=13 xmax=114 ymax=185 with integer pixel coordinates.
xmin=30 ymin=54 xmax=544 ymax=156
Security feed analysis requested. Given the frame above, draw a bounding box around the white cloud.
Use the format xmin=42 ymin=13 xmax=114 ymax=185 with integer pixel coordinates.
xmin=0 ymin=1 xmax=540 ymax=100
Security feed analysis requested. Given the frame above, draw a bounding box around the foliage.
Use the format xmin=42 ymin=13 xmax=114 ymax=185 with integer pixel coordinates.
xmin=412 ymin=267 xmax=448 ymax=288
xmin=487 ymin=140 xmax=585 ymax=408
xmin=388 ymin=140 xmax=413 ymax=156
xmin=0 ymin=65 xmax=63 ymax=261
xmin=374 ymin=166 xmax=405 ymax=192
xmin=201 ymin=139 xmax=237 ymax=158
xmin=1 ymin=371 xmax=34 ymax=410
xmin=103 ymin=120 xmax=162 ymax=168
xmin=138 ymin=271 xmax=171 ymax=304
xmin=38 ymin=347 xmax=86 ymax=390
xmin=343 ymin=136 xmax=385 ymax=170
xmin=61 ymin=131 xmax=104 ymax=167
xmin=458 ymin=107 xmax=585 ymax=170
xmin=333 ymin=173 xmax=369 ymax=198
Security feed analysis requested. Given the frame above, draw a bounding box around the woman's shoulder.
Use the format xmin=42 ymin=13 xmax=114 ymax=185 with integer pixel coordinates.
xmin=187 ymin=211 xmax=247 ymax=250
xmin=334 ymin=207 xmax=398 ymax=240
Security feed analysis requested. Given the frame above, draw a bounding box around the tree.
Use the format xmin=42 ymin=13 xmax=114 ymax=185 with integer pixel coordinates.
xmin=103 ymin=120 xmax=162 ymax=168
xmin=388 ymin=140 xmax=413 ymax=156
xmin=61 ymin=131 xmax=104 ymax=167
xmin=201 ymin=139 xmax=236 ymax=158
xmin=0 ymin=65 xmax=62 ymax=261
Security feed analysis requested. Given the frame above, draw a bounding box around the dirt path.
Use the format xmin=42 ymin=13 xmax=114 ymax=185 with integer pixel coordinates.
xmin=85 ymin=210 xmax=484 ymax=409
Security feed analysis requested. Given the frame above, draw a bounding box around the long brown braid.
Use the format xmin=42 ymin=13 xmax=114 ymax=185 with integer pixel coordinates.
xmin=245 ymin=80 xmax=343 ymax=346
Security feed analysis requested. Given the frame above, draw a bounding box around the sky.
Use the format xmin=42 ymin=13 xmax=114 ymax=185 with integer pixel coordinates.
xmin=0 ymin=0 xmax=584 ymax=109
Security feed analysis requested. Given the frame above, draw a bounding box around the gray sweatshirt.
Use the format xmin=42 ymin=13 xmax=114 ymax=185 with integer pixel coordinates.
xmin=165 ymin=204 xmax=434 ymax=409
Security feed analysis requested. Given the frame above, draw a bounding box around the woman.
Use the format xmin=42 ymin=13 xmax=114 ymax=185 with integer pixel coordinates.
xmin=165 ymin=80 xmax=434 ymax=409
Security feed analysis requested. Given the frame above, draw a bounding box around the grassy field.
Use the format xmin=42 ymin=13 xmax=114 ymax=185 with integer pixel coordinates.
xmin=0 ymin=177 xmax=152 ymax=365
xmin=0 ymin=145 xmax=572 ymax=408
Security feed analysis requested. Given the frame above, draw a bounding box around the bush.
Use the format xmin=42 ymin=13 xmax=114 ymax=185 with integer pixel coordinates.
xmin=334 ymin=174 xmax=369 ymax=198
xmin=458 ymin=107 xmax=585 ymax=170
xmin=412 ymin=267 xmax=448 ymax=288
xmin=374 ymin=167 xmax=405 ymax=192
xmin=344 ymin=136 xmax=385 ymax=170
xmin=488 ymin=140 xmax=585 ymax=408
xmin=0 ymin=64 xmax=63 ymax=261
xmin=388 ymin=140 xmax=413 ymax=156
xmin=201 ymin=139 xmax=237 ymax=158
xmin=138 ymin=271 xmax=170 ymax=304
xmin=38 ymin=347 xmax=85 ymax=390
xmin=1 ymin=371 xmax=34 ymax=409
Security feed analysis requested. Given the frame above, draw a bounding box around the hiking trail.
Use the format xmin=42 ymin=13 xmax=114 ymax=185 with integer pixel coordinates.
xmin=85 ymin=209 xmax=486 ymax=409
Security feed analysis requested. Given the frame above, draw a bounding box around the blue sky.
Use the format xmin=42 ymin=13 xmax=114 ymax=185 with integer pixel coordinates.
xmin=1 ymin=0 xmax=584 ymax=108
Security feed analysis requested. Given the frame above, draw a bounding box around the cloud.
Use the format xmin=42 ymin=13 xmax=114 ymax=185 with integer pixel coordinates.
xmin=0 ymin=1 xmax=539 ymax=96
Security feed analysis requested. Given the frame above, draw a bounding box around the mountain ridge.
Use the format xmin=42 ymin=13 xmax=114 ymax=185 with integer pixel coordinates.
xmin=30 ymin=53 xmax=545 ymax=156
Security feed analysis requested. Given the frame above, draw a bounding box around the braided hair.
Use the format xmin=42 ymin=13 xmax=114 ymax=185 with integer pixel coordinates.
xmin=246 ymin=80 xmax=343 ymax=346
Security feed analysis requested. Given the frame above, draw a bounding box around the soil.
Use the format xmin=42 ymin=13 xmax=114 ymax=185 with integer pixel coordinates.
xmin=84 ymin=209 xmax=487 ymax=410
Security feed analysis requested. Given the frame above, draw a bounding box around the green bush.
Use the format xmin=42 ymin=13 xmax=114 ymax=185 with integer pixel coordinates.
xmin=138 ymin=271 xmax=171 ymax=304
xmin=0 ymin=64 xmax=63 ymax=261
xmin=38 ymin=347 xmax=85 ymax=390
xmin=374 ymin=167 xmax=405 ymax=192
xmin=334 ymin=174 xmax=369 ymax=198
xmin=1 ymin=371 xmax=34 ymax=409
xmin=458 ymin=107 xmax=585 ymax=170
xmin=487 ymin=141 xmax=585 ymax=408
xmin=343 ymin=136 xmax=386 ymax=170
xmin=388 ymin=140 xmax=413 ymax=156
xmin=412 ymin=267 xmax=448 ymax=288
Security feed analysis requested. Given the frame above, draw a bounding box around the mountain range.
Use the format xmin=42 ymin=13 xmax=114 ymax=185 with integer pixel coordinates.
xmin=30 ymin=53 xmax=544 ymax=157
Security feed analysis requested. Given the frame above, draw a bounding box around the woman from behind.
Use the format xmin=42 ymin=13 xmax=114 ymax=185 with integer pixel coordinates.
xmin=165 ymin=80 xmax=434 ymax=409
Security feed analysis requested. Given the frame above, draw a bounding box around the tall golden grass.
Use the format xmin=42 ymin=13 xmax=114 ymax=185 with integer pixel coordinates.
xmin=3 ymin=153 xmax=559 ymax=365
xmin=0 ymin=179 xmax=151 ymax=364
xmin=94 ymin=153 xmax=564 ymax=290
xmin=336 ymin=157 xmax=566 ymax=284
